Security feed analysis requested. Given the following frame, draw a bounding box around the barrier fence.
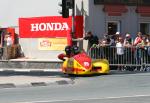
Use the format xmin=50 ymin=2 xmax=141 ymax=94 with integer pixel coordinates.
xmin=88 ymin=45 xmax=150 ymax=71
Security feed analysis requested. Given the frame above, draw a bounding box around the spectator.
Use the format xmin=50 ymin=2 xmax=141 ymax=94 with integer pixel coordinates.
xmin=116 ymin=37 xmax=124 ymax=70
xmin=133 ymin=32 xmax=142 ymax=46
xmin=134 ymin=32 xmax=143 ymax=70
xmin=123 ymin=33 xmax=134 ymax=70
xmin=84 ymin=31 xmax=99 ymax=49
xmin=72 ymin=31 xmax=99 ymax=53
xmin=115 ymin=32 xmax=121 ymax=43
xmin=146 ymin=35 xmax=150 ymax=64
xmin=140 ymin=35 xmax=149 ymax=65
xmin=123 ymin=33 xmax=133 ymax=47
xmin=100 ymin=39 xmax=110 ymax=47
xmin=144 ymin=34 xmax=150 ymax=46
xmin=4 ymin=32 xmax=13 ymax=47
xmin=109 ymin=35 xmax=116 ymax=46
xmin=103 ymin=34 xmax=111 ymax=45
xmin=99 ymin=39 xmax=110 ymax=59
xmin=2 ymin=32 xmax=13 ymax=60
xmin=116 ymin=37 xmax=124 ymax=56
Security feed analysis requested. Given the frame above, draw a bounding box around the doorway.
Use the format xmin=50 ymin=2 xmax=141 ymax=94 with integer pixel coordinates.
xmin=140 ymin=23 xmax=150 ymax=35
xmin=107 ymin=21 xmax=120 ymax=35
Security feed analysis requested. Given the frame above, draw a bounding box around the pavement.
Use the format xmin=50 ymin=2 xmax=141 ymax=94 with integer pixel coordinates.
xmin=0 ymin=68 xmax=74 ymax=89
xmin=0 ymin=58 xmax=75 ymax=89
xmin=0 ymin=58 xmax=62 ymax=69
xmin=0 ymin=76 xmax=74 ymax=89
xmin=0 ymin=68 xmax=150 ymax=89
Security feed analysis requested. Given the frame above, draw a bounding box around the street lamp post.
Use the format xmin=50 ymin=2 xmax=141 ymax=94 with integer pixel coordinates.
xmin=59 ymin=0 xmax=76 ymax=45
xmin=71 ymin=0 xmax=75 ymax=45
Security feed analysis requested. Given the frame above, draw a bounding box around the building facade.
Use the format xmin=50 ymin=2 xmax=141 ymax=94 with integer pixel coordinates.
xmin=93 ymin=0 xmax=150 ymax=38
xmin=0 ymin=0 xmax=150 ymax=60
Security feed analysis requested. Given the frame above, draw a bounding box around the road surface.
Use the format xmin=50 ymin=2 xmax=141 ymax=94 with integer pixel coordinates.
xmin=0 ymin=71 xmax=150 ymax=103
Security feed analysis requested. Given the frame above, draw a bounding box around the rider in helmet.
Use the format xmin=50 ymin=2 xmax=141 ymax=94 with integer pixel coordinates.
xmin=72 ymin=45 xmax=80 ymax=55
xmin=58 ymin=45 xmax=72 ymax=61
xmin=58 ymin=45 xmax=82 ymax=61
xmin=65 ymin=45 xmax=72 ymax=56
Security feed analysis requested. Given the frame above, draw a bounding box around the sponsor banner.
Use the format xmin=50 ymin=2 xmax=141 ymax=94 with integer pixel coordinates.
xmin=19 ymin=16 xmax=83 ymax=38
xmin=38 ymin=38 xmax=67 ymax=50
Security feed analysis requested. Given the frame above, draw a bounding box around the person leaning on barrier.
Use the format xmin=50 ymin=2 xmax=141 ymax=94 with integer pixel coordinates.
xmin=99 ymin=39 xmax=110 ymax=59
xmin=116 ymin=37 xmax=124 ymax=56
xmin=100 ymin=39 xmax=109 ymax=46
xmin=134 ymin=32 xmax=142 ymax=46
xmin=116 ymin=37 xmax=124 ymax=70
xmin=133 ymin=32 xmax=143 ymax=66
xmin=73 ymin=31 xmax=99 ymax=49
xmin=145 ymin=35 xmax=150 ymax=64
xmin=83 ymin=31 xmax=99 ymax=48
xmin=140 ymin=35 xmax=150 ymax=65
xmin=114 ymin=32 xmax=121 ymax=44
xmin=123 ymin=33 xmax=134 ymax=68
xmin=123 ymin=33 xmax=133 ymax=47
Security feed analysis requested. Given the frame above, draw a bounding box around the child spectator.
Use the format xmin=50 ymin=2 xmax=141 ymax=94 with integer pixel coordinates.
xmin=116 ymin=37 xmax=124 ymax=70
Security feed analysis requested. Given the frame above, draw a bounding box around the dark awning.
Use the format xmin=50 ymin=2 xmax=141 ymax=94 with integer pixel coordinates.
xmin=103 ymin=4 xmax=128 ymax=16
xmin=136 ymin=6 xmax=150 ymax=16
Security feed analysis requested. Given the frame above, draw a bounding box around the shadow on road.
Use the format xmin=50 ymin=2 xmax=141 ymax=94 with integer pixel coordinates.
xmin=0 ymin=71 xmax=64 ymax=76
xmin=0 ymin=70 xmax=149 ymax=80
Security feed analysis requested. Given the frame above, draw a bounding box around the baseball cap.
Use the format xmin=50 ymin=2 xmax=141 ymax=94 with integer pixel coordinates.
xmin=116 ymin=32 xmax=120 ymax=35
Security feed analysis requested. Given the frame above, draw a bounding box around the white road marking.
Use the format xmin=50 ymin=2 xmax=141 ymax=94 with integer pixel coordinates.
xmin=17 ymin=94 xmax=150 ymax=103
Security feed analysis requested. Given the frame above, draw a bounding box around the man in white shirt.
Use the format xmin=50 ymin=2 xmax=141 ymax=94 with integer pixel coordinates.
xmin=6 ymin=35 xmax=13 ymax=46
xmin=4 ymin=33 xmax=13 ymax=46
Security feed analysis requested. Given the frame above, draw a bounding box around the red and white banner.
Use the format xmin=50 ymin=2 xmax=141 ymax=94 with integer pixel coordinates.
xmin=19 ymin=16 xmax=83 ymax=38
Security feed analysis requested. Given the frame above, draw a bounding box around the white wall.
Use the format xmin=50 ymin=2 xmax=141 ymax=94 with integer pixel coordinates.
xmin=88 ymin=2 xmax=106 ymax=38
xmin=122 ymin=6 xmax=138 ymax=38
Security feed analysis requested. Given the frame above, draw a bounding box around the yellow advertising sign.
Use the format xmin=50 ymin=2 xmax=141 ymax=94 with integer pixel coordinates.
xmin=38 ymin=38 xmax=67 ymax=50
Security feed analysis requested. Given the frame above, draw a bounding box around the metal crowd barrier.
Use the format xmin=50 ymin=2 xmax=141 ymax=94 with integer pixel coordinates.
xmin=88 ymin=45 xmax=150 ymax=71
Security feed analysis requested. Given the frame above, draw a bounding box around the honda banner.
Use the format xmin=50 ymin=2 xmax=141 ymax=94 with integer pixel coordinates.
xmin=19 ymin=16 xmax=83 ymax=38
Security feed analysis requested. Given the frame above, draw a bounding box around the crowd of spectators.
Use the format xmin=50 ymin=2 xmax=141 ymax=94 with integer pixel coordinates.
xmin=88 ymin=31 xmax=150 ymax=71
xmin=99 ymin=31 xmax=150 ymax=47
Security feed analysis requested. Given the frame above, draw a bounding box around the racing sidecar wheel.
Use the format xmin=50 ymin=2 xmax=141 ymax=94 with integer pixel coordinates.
xmin=67 ymin=74 xmax=76 ymax=77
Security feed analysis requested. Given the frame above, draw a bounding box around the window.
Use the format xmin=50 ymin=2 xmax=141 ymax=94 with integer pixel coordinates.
xmin=140 ymin=23 xmax=150 ymax=34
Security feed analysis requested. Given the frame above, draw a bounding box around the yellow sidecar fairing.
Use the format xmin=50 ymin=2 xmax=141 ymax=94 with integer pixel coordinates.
xmin=92 ymin=59 xmax=110 ymax=74
xmin=62 ymin=58 xmax=110 ymax=75
xmin=62 ymin=58 xmax=93 ymax=75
